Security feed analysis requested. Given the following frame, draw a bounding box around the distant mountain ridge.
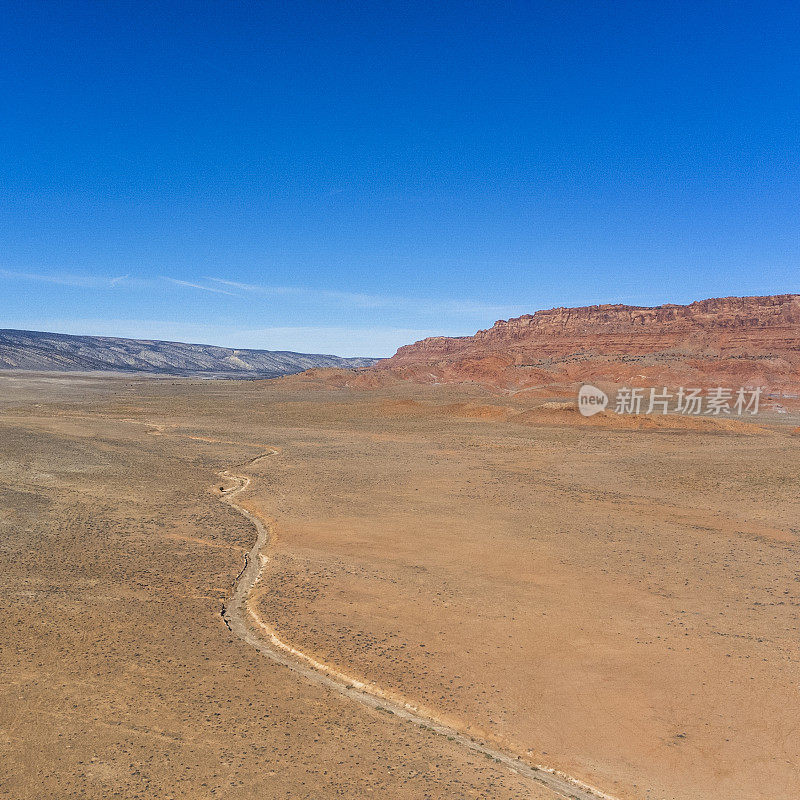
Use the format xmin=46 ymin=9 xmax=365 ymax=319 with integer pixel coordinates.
xmin=0 ymin=329 xmax=376 ymax=378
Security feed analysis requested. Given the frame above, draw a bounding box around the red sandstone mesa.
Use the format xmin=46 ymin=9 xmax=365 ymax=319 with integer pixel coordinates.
xmin=373 ymin=294 xmax=800 ymax=392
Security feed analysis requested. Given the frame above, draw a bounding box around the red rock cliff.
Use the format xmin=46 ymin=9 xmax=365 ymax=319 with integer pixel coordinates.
xmin=376 ymin=294 xmax=800 ymax=391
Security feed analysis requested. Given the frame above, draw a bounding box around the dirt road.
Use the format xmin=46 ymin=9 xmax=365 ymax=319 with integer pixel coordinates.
xmin=218 ymin=454 xmax=619 ymax=800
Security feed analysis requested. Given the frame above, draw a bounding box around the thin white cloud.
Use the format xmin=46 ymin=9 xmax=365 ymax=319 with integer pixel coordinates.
xmin=0 ymin=268 xmax=107 ymax=288
xmin=204 ymin=277 xmax=521 ymax=318
xmin=0 ymin=268 xmax=522 ymax=319
xmin=163 ymin=278 xmax=239 ymax=296
xmin=205 ymin=278 xmax=390 ymax=308
xmin=0 ymin=268 xmax=153 ymax=290
xmin=206 ymin=278 xmax=286 ymax=292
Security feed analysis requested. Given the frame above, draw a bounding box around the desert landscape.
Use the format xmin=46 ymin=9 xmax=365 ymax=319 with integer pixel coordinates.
xmin=4 ymin=4 xmax=799 ymax=796
xmin=0 ymin=374 xmax=551 ymax=800
xmin=1 ymin=355 xmax=797 ymax=799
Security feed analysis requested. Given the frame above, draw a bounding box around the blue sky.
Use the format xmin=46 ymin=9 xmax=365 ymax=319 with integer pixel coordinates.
xmin=2 ymin=1 xmax=798 ymax=356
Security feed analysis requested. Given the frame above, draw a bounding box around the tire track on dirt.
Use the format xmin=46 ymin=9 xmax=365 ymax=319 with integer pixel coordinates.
xmin=217 ymin=451 xmax=622 ymax=800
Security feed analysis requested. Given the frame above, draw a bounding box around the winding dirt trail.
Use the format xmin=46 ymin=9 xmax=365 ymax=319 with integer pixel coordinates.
xmin=218 ymin=451 xmax=622 ymax=800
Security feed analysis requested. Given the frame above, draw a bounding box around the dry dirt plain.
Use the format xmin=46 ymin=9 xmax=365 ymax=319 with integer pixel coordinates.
xmin=0 ymin=372 xmax=798 ymax=800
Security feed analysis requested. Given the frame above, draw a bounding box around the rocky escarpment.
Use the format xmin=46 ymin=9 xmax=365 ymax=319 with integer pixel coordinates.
xmin=0 ymin=329 xmax=376 ymax=378
xmin=376 ymin=295 xmax=800 ymax=391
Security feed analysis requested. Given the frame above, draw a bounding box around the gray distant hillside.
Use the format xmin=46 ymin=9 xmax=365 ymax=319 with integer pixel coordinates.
xmin=0 ymin=329 xmax=376 ymax=378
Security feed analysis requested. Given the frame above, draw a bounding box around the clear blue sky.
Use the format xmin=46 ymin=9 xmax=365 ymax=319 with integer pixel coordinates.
xmin=2 ymin=1 xmax=798 ymax=356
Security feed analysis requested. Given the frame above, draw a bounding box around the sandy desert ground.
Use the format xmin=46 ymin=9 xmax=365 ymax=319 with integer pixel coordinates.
xmin=1 ymin=372 xmax=798 ymax=799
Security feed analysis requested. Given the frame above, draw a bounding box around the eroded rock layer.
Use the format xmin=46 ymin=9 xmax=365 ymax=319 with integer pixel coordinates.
xmin=375 ymin=294 xmax=800 ymax=390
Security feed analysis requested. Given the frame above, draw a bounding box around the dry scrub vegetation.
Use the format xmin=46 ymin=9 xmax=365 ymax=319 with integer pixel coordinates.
xmin=1 ymin=372 xmax=797 ymax=800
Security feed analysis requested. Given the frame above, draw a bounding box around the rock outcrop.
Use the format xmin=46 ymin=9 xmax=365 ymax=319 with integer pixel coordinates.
xmin=374 ymin=294 xmax=800 ymax=391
